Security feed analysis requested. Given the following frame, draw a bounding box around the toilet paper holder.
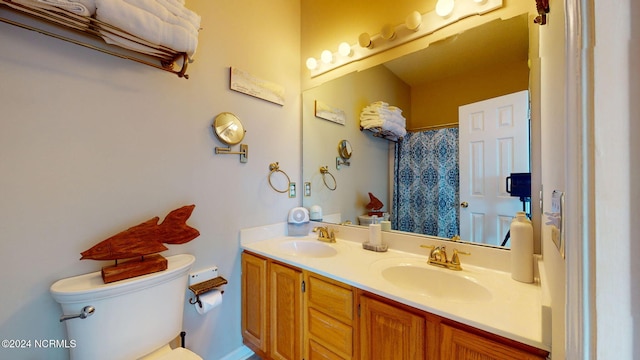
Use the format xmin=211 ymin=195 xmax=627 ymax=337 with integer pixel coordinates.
xmin=188 ymin=276 xmax=227 ymax=308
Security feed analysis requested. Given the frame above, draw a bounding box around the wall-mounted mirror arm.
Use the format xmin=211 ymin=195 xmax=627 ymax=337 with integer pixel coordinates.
xmin=215 ymin=144 xmax=248 ymax=163
xmin=336 ymin=156 xmax=350 ymax=169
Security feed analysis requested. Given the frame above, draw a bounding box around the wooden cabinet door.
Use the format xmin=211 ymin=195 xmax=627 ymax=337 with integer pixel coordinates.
xmin=359 ymin=295 xmax=426 ymax=360
xmin=241 ymin=252 xmax=268 ymax=355
xmin=270 ymin=262 xmax=303 ymax=360
xmin=440 ymin=324 xmax=547 ymax=360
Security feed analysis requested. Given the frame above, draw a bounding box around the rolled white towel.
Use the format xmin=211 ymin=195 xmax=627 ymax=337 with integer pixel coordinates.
xmin=381 ymin=121 xmax=407 ymax=137
xmin=100 ymin=25 xmax=175 ymax=57
xmin=101 ymin=32 xmax=169 ymax=57
xmin=156 ymin=0 xmax=201 ymax=31
xmin=360 ymin=118 xmax=384 ymax=129
xmin=95 ymin=0 xmax=198 ymax=57
xmin=123 ymin=0 xmax=199 ymax=35
xmin=360 ymin=113 xmax=406 ymax=127
xmin=8 ymin=0 xmax=90 ymax=28
xmin=37 ymin=0 xmax=96 ymax=16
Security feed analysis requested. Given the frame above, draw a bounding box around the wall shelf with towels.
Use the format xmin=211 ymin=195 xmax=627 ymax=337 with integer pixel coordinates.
xmin=360 ymin=126 xmax=403 ymax=142
xmin=0 ymin=0 xmax=192 ymax=78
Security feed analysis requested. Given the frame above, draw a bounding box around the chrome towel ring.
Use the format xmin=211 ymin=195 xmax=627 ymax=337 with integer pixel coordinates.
xmin=268 ymin=162 xmax=291 ymax=193
xmin=320 ymin=166 xmax=337 ymax=191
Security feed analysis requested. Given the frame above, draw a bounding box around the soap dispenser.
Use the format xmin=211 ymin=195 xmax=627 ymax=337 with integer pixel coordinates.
xmin=510 ymin=211 xmax=533 ymax=283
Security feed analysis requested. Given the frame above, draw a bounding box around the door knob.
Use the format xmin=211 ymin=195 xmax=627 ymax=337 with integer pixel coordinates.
xmin=460 ymin=202 xmax=469 ymax=208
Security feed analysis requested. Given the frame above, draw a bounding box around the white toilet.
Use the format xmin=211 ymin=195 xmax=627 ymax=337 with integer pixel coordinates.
xmin=50 ymin=254 xmax=202 ymax=360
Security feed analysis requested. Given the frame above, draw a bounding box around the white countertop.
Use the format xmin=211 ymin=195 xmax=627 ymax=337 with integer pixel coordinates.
xmin=240 ymin=222 xmax=550 ymax=352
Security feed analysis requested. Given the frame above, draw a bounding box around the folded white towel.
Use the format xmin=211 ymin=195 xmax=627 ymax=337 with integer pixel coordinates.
xmin=8 ymin=0 xmax=91 ymax=28
xmin=156 ymin=0 xmax=201 ymax=31
xmin=95 ymin=0 xmax=198 ymax=57
xmin=100 ymin=27 xmax=172 ymax=57
xmin=123 ymin=0 xmax=199 ymax=35
xmin=360 ymin=113 xmax=406 ymax=127
xmin=361 ymin=116 xmax=404 ymax=128
xmin=361 ymin=110 xmax=403 ymax=122
xmin=360 ymin=101 xmax=407 ymax=140
xmin=37 ymin=0 xmax=96 ymax=16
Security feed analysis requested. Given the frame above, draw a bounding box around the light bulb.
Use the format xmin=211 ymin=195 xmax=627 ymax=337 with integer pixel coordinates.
xmin=305 ymin=57 xmax=318 ymax=70
xmin=358 ymin=33 xmax=373 ymax=49
xmin=381 ymin=24 xmax=396 ymax=40
xmin=338 ymin=42 xmax=352 ymax=57
xmin=405 ymin=10 xmax=422 ymax=31
xmin=435 ymin=0 xmax=454 ymax=17
xmin=321 ymin=50 xmax=333 ymax=64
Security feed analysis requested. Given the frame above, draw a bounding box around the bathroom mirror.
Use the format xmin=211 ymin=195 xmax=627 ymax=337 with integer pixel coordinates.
xmin=338 ymin=140 xmax=352 ymax=159
xmin=212 ymin=112 xmax=245 ymax=145
xmin=302 ymin=13 xmax=540 ymax=250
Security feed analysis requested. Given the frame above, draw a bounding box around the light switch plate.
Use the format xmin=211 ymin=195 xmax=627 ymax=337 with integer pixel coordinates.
xmin=289 ymin=182 xmax=296 ymax=198
xmin=550 ymin=190 xmax=565 ymax=258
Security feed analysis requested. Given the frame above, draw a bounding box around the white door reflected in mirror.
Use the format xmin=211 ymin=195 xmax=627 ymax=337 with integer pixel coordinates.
xmin=458 ymin=90 xmax=530 ymax=247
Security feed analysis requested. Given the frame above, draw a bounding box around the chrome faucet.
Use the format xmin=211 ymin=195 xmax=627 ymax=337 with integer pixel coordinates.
xmin=312 ymin=226 xmax=336 ymax=243
xmin=420 ymin=245 xmax=470 ymax=271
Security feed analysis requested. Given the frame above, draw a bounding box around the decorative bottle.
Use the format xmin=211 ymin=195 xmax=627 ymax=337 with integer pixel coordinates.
xmin=510 ymin=211 xmax=533 ymax=283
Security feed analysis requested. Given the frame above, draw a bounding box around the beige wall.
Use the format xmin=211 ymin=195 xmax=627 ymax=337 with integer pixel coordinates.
xmin=0 ymin=1 xmax=300 ymax=359
xmin=410 ymin=59 xmax=529 ymax=129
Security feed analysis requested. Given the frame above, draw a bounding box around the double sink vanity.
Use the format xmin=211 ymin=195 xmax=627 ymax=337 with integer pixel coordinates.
xmin=240 ymin=221 xmax=550 ymax=360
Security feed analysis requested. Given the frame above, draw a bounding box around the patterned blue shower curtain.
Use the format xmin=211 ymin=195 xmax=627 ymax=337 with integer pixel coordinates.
xmin=392 ymin=128 xmax=459 ymax=238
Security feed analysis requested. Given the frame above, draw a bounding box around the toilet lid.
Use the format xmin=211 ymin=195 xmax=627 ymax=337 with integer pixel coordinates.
xmin=154 ymin=348 xmax=203 ymax=360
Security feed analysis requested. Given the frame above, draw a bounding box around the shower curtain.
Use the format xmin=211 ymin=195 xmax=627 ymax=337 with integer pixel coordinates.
xmin=392 ymin=128 xmax=459 ymax=238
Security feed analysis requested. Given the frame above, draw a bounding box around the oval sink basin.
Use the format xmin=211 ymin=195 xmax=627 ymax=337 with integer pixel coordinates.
xmin=275 ymin=240 xmax=338 ymax=258
xmin=380 ymin=264 xmax=493 ymax=303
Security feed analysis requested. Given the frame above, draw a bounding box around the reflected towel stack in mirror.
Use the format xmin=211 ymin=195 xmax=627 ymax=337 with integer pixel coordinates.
xmin=360 ymin=101 xmax=407 ymax=141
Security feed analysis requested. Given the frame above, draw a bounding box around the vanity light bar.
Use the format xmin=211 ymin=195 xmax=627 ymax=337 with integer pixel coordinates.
xmin=306 ymin=0 xmax=503 ymax=77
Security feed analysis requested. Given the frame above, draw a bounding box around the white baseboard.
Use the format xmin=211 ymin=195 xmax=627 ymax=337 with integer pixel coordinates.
xmin=218 ymin=345 xmax=255 ymax=360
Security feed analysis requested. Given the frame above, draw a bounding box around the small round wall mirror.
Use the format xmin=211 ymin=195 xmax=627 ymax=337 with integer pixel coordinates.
xmin=338 ymin=140 xmax=352 ymax=159
xmin=212 ymin=112 xmax=245 ymax=145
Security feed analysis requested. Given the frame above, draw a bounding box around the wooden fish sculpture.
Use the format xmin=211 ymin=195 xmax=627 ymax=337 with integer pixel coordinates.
xmin=80 ymin=205 xmax=200 ymax=261
xmin=366 ymin=192 xmax=384 ymax=211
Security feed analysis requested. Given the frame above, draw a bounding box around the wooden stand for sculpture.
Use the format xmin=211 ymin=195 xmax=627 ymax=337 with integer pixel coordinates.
xmin=102 ymin=254 xmax=168 ymax=283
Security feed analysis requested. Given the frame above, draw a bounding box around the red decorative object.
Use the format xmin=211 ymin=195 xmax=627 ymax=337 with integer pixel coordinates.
xmin=534 ymin=0 xmax=550 ymax=25
xmin=366 ymin=192 xmax=385 ymax=217
xmin=81 ymin=205 xmax=200 ymax=283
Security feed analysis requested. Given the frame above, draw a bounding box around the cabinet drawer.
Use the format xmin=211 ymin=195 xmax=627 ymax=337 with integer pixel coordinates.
xmin=308 ymin=308 xmax=353 ymax=356
xmin=309 ymin=339 xmax=349 ymax=360
xmin=306 ymin=274 xmax=354 ymax=323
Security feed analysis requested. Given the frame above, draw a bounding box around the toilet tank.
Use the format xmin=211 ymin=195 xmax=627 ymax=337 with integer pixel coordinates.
xmin=50 ymin=254 xmax=195 ymax=360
